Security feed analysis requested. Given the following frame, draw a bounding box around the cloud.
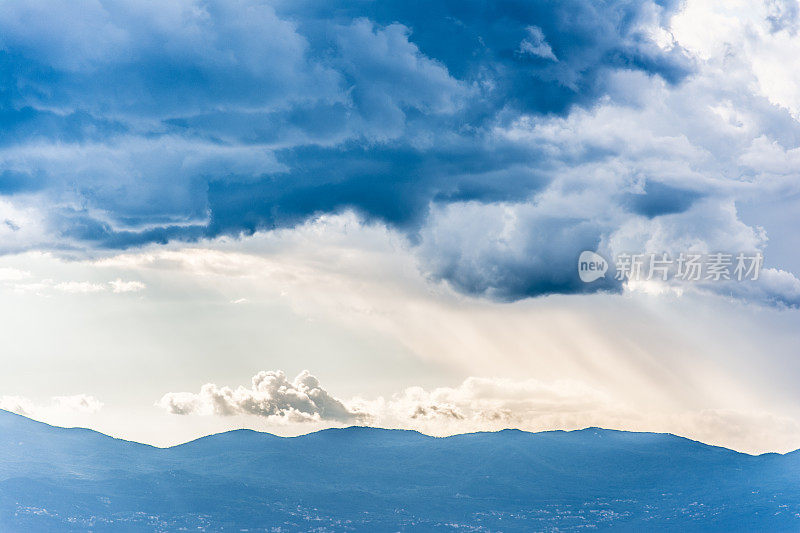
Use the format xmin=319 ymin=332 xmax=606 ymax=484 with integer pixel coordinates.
xmin=0 ymin=0 xmax=797 ymax=306
xmin=158 ymin=370 xmax=368 ymax=423
xmin=3 ymin=273 xmax=146 ymax=295
xmin=0 ymin=267 xmax=29 ymax=280
xmin=380 ymin=377 xmax=612 ymax=423
xmin=518 ymin=26 xmax=558 ymax=61
xmin=157 ymin=370 xmax=800 ymax=454
xmin=52 ymin=394 xmax=104 ymax=414
xmin=0 ymin=395 xmax=36 ymax=416
xmin=54 ymin=281 xmax=106 ymax=293
xmin=0 ymin=394 xmax=103 ymax=416
xmin=109 ymin=278 xmax=145 ymax=293
xmin=0 ymin=0 xmax=704 ymax=294
xmin=156 ymin=372 xmax=618 ymax=428
xmin=375 ymin=380 xmax=800 ymax=454
xmin=379 ymin=379 xmax=800 ymax=453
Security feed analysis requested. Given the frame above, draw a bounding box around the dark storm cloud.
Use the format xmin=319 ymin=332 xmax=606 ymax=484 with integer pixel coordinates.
xmin=0 ymin=0 xmax=705 ymax=298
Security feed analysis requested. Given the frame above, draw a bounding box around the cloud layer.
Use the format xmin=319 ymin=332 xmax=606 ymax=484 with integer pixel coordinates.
xmin=157 ymin=369 xmax=800 ymax=454
xmin=0 ymin=0 xmax=798 ymax=304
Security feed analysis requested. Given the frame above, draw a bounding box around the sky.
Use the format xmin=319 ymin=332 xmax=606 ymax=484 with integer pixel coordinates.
xmin=0 ymin=0 xmax=799 ymax=455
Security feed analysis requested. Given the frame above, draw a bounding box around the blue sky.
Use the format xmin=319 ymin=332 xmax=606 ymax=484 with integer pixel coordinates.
xmin=1 ymin=0 xmax=800 ymax=454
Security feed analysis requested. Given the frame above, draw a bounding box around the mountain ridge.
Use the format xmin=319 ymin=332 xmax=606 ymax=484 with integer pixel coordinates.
xmin=1 ymin=409 xmax=792 ymax=456
xmin=2 ymin=408 xmax=800 ymax=531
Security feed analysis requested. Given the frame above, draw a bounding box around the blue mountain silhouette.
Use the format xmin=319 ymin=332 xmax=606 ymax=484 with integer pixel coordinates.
xmin=1 ymin=409 xmax=799 ymax=531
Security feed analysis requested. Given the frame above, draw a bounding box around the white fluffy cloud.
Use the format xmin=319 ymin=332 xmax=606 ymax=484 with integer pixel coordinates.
xmin=158 ymin=370 xmax=368 ymax=423
xmin=672 ymin=0 xmax=800 ymax=118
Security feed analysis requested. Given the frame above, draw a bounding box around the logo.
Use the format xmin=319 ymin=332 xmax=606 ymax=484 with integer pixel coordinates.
xmin=578 ymin=251 xmax=608 ymax=283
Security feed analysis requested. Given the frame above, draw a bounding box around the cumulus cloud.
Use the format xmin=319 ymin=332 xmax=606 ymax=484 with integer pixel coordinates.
xmin=158 ymin=370 xmax=368 ymax=423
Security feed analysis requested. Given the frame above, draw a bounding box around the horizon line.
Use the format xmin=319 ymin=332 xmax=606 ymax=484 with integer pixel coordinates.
xmin=2 ymin=408 xmax=794 ymax=457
